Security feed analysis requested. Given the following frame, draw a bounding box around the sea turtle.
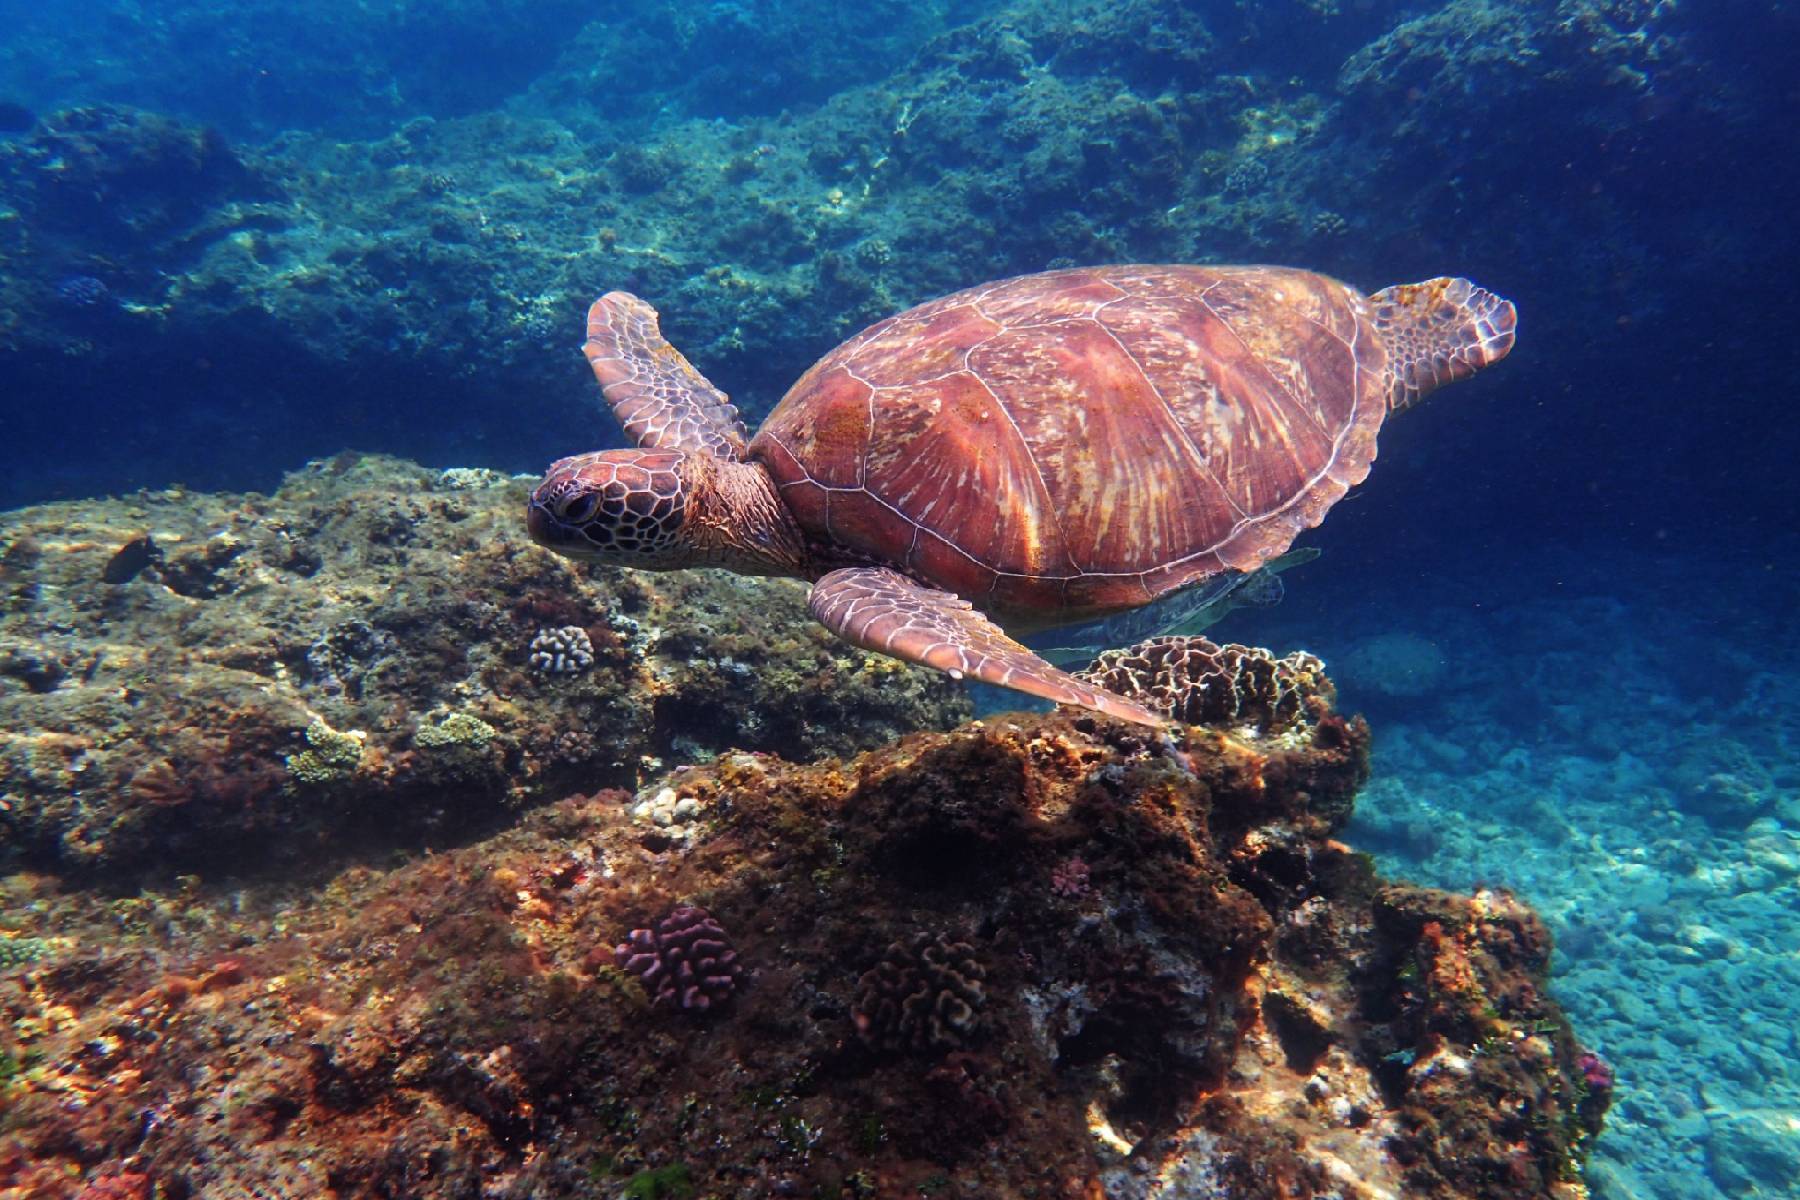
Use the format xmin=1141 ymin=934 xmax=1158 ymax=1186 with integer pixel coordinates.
xmin=527 ymin=265 xmax=1516 ymax=726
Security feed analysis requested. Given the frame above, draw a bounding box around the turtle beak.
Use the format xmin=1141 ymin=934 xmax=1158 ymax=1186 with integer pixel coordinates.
xmin=525 ymin=497 xmax=558 ymax=548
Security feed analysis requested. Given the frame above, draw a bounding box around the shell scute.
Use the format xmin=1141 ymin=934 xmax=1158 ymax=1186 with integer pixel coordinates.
xmin=909 ymin=526 xmax=995 ymax=599
xmin=751 ymin=264 xmax=1388 ymax=618
xmin=966 ymin=269 xmax=1127 ymax=324
xmin=965 ymin=318 xmax=1236 ymax=573
xmin=864 ymin=371 xmax=1060 ymax=577
xmin=1179 ymin=271 xmax=1367 ymax=434
xmin=1059 ymin=572 xmax=1158 ymax=617
xmin=824 ymin=486 xmax=916 ymax=569
xmin=845 ymin=302 xmax=1000 ymax=387
xmin=761 ymin=365 xmax=871 ymax=488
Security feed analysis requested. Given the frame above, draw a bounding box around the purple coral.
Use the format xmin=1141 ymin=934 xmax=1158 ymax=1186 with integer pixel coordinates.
xmin=614 ymin=904 xmax=743 ymax=1011
xmin=1576 ymin=1051 xmax=1614 ymax=1095
xmin=1050 ymin=855 xmax=1092 ymax=899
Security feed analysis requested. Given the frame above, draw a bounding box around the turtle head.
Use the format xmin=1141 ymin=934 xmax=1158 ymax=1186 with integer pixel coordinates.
xmin=1370 ymin=277 xmax=1517 ymax=414
xmin=528 ymin=449 xmax=696 ymax=568
xmin=528 ymin=448 xmax=807 ymax=576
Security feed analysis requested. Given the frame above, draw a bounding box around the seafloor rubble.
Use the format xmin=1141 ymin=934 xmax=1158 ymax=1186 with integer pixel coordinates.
xmin=0 ymin=637 xmax=1609 ymax=1197
xmin=0 ymin=455 xmax=967 ymax=874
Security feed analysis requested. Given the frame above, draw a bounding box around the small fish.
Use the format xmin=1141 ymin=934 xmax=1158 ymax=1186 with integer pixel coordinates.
xmin=102 ymin=535 xmax=159 ymax=585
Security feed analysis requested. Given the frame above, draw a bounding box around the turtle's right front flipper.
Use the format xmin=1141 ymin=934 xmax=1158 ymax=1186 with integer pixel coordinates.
xmin=809 ymin=567 xmax=1168 ymax=728
xmin=583 ymin=292 xmax=750 ymax=460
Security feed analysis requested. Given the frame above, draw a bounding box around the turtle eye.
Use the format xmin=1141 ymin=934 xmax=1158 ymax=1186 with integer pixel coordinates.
xmin=557 ymin=493 xmax=600 ymax=524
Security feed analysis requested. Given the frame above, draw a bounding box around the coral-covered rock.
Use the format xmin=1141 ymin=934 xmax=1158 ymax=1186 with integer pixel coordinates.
xmin=0 ymin=455 xmax=968 ymax=873
xmin=6 ymin=0 xmax=1776 ymax=521
xmin=613 ymin=904 xmax=743 ymax=1011
xmin=0 ymin=696 xmax=1605 ymax=1198
xmin=2 ymin=106 xmax=270 ymax=247
xmin=1079 ymin=634 xmax=1332 ymax=733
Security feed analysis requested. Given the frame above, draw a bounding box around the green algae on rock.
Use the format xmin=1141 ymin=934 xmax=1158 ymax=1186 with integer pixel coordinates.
xmin=0 ymin=455 xmax=968 ymax=874
xmin=0 ymin=1 xmax=1711 ymax=507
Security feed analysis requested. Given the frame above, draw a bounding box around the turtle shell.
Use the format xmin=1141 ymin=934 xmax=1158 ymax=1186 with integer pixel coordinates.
xmin=748 ymin=265 xmax=1389 ymax=624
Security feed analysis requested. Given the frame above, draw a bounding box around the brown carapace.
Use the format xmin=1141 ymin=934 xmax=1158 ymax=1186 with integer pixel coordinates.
xmin=528 ymin=265 xmax=1516 ymax=726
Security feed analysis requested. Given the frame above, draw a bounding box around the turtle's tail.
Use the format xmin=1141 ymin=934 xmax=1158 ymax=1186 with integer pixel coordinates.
xmin=1370 ymin=277 xmax=1517 ymax=413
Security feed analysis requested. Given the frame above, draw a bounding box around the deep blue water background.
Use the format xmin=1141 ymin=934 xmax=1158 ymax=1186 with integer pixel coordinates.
xmin=4 ymin=1 xmax=1800 ymax=1196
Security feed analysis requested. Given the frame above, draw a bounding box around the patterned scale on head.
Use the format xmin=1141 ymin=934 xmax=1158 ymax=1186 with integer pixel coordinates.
xmin=527 ymin=449 xmax=689 ymax=563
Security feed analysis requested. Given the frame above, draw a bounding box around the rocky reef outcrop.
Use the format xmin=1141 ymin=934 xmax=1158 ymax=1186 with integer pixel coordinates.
xmin=0 ymin=455 xmax=967 ymax=873
xmin=0 ymin=681 xmax=1608 ymax=1197
xmin=4 ymin=0 xmax=1791 ymax=520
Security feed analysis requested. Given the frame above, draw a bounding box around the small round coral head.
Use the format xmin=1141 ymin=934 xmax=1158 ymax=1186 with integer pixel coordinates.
xmin=526 ymin=447 xmax=692 ymax=566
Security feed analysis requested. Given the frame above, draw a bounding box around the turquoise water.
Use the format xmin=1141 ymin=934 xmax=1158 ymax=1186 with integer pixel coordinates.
xmin=1248 ymin=540 xmax=1800 ymax=1199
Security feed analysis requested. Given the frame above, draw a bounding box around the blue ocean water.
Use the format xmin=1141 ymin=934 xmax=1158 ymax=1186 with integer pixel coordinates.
xmin=3 ymin=1 xmax=1799 ymax=1196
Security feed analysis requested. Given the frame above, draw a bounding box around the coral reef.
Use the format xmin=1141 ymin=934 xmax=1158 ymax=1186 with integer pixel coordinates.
xmin=613 ymin=904 xmax=744 ymax=1012
xmin=5 ymin=0 xmax=1791 ymax=530
xmin=852 ymin=932 xmax=988 ymax=1055
xmin=0 ymin=0 xmax=958 ymax=142
xmin=1079 ymin=635 xmax=1332 ymax=733
xmin=0 ymin=681 xmax=1607 ymax=1197
xmin=0 ymin=455 xmax=967 ymax=873
xmin=0 ymin=0 xmax=606 ymax=141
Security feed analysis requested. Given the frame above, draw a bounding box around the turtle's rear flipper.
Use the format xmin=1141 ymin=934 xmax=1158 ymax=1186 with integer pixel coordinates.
xmin=583 ymin=292 xmax=750 ymax=460
xmin=1371 ymin=277 xmax=1517 ymax=413
xmin=809 ymin=567 xmax=1167 ymax=728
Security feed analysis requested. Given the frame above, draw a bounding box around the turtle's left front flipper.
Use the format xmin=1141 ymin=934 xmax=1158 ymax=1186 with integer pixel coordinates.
xmin=583 ymin=292 xmax=750 ymax=460
xmin=809 ymin=567 xmax=1168 ymax=728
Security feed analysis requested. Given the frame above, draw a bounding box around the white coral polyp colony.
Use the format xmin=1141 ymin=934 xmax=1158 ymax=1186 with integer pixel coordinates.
xmin=528 ymin=625 xmax=595 ymax=674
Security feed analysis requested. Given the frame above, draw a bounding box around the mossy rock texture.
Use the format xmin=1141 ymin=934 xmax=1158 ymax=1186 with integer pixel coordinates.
xmin=0 ymin=455 xmax=967 ymax=873
xmin=0 ymin=703 xmax=1607 ymax=1197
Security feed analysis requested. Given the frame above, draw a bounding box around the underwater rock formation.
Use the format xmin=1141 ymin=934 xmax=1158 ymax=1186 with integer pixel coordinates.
xmin=0 ymin=455 xmax=967 ymax=873
xmin=0 ymin=688 xmax=1607 ymax=1197
xmin=3 ymin=0 xmax=1775 ymax=510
